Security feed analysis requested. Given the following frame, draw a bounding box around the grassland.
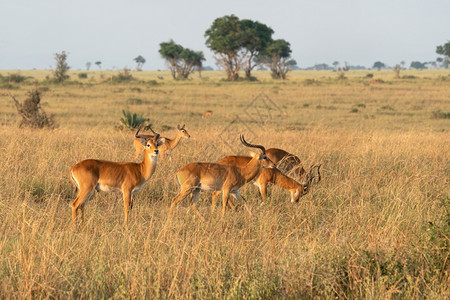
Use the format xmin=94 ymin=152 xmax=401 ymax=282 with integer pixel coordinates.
xmin=0 ymin=69 xmax=449 ymax=298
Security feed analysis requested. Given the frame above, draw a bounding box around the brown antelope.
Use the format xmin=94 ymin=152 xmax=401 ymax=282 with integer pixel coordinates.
xmin=169 ymin=135 xmax=275 ymax=219
xmin=133 ymin=124 xmax=190 ymax=160
xmin=202 ymin=110 xmax=213 ymax=118
xmin=216 ymin=155 xmax=321 ymax=203
xmin=69 ymin=127 xmax=165 ymax=228
xmin=265 ymin=148 xmax=306 ymax=179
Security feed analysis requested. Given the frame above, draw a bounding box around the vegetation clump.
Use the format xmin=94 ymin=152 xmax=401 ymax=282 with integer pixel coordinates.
xmin=10 ymin=89 xmax=55 ymax=128
xmin=119 ymin=109 xmax=148 ymax=129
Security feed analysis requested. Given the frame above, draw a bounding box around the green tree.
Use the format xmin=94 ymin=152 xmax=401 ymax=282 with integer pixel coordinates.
xmin=205 ymin=15 xmax=247 ymax=81
xmin=95 ymin=61 xmax=102 ymax=69
xmin=134 ymin=55 xmax=146 ymax=71
xmin=259 ymin=39 xmax=296 ymax=79
xmin=240 ymin=19 xmax=273 ymax=79
xmin=410 ymin=61 xmax=426 ymax=69
xmin=53 ymin=51 xmax=70 ymax=82
xmin=436 ymin=41 xmax=450 ymax=68
xmin=159 ymin=40 xmax=204 ymax=79
xmin=372 ymin=61 xmax=385 ymax=70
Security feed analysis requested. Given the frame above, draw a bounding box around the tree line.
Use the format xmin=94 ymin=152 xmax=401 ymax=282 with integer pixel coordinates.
xmin=53 ymin=15 xmax=450 ymax=82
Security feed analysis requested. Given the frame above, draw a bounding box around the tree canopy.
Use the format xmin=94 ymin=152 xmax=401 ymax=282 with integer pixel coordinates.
xmin=436 ymin=41 xmax=450 ymax=68
xmin=134 ymin=55 xmax=146 ymax=71
xmin=205 ymin=15 xmax=279 ymax=80
xmin=372 ymin=61 xmax=386 ymax=70
xmin=159 ymin=40 xmax=205 ymax=79
xmin=259 ymin=39 xmax=296 ymax=79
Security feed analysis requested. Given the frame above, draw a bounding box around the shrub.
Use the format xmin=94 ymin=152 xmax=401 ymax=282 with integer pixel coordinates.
xmin=365 ymin=73 xmax=374 ymax=78
xmin=119 ymin=109 xmax=148 ymax=129
xmin=431 ymin=110 xmax=450 ymax=119
xmin=53 ymin=51 xmax=70 ymax=82
xmin=111 ymin=68 xmax=134 ymax=83
xmin=78 ymin=73 xmax=88 ymax=79
xmin=0 ymin=73 xmax=29 ymax=83
xmin=10 ymin=89 xmax=55 ymax=128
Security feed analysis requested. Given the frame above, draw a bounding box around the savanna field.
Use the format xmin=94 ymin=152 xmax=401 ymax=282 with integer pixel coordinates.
xmin=0 ymin=69 xmax=449 ymax=298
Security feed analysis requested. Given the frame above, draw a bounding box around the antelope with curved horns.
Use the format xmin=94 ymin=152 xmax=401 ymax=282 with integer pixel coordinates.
xmin=69 ymin=126 xmax=165 ymax=228
xmin=169 ymin=135 xmax=275 ymax=219
xmin=264 ymin=148 xmax=306 ymax=179
xmin=216 ymin=155 xmax=321 ymax=203
xmin=133 ymin=124 xmax=190 ymax=160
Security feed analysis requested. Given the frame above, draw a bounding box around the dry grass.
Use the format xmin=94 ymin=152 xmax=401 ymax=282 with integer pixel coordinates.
xmin=0 ymin=69 xmax=449 ymax=298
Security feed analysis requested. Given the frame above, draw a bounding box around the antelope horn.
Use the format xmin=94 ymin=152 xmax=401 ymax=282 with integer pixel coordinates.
xmin=135 ymin=126 xmax=142 ymax=138
xmin=145 ymin=126 xmax=160 ymax=141
xmin=240 ymin=135 xmax=266 ymax=153
xmin=308 ymin=164 xmax=322 ymax=184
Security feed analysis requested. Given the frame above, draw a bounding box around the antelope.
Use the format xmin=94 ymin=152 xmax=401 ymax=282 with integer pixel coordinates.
xmin=69 ymin=127 xmax=165 ymax=228
xmin=216 ymin=155 xmax=321 ymax=203
xmin=133 ymin=124 xmax=190 ymax=160
xmin=265 ymin=148 xmax=306 ymax=179
xmin=202 ymin=110 xmax=213 ymax=118
xmin=169 ymin=135 xmax=275 ymax=219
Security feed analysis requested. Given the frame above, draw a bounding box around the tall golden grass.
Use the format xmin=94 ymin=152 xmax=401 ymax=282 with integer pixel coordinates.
xmin=0 ymin=69 xmax=449 ymax=298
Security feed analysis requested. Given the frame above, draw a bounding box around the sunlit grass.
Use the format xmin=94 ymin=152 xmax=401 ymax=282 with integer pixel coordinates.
xmin=0 ymin=70 xmax=449 ymax=298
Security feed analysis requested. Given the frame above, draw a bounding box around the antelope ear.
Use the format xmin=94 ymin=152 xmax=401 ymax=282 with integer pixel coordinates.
xmin=249 ymin=150 xmax=257 ymax=157
xmin=156 ymin=138 xmax=166 ymax=147
xmin=139 ymin=137 xmax=148 ymax=146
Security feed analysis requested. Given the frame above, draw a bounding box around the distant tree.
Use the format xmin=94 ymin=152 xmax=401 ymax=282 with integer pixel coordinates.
xmin=86 ymin=62 xmax=91 ymax=71
xmin=134 ymin=55 xmax=146 ymax=71
xmin=159 ymin=40 xmax=205 ymax=79
xmin=240 ymin=19 xmax=274 ymax=79
xmin=436 ymin=41 xmax=450 ymax=68
xmin=393 ymin=64 xmax=401 ymax=78
xmin=259 ymin=39 xmax=296 ymax=79
xmin=53 ymin=51 xmax=70 ymax=82
xmin=332 ymin=61 xmax=339 ymax=70
xmin=410 ymin=61 xmax=426 ymax=69
xmin=372 ymin=61 xmax=385 ymax=70
xmin=205 ymin=15 xmax=246 ymax=81
xmin=95 ymin=61 xmax=102 ymax=69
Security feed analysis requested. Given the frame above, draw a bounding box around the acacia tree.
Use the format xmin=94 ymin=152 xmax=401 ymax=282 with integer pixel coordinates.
xmin=240 ymin=19 xmax=273 ymax=79
xmin=205 ymin=15 xmax=275 ymax=81
xmin=159 ymin=40 xmax=204 ymax=79
xmin=134 ymin=55 xmax=146 ymax=71
xmin=53 ymin=51 xmax=70 ymax=82
xmin=372 ymin=61 xmax=385 ymax=70
xmin=95 ymin=61 xmax=102 ymax=69
xmin=436 ymin=41 xmax=450 ymax=68
xmin=205 ymin=15 xmax=246 ymax=81
xmin=259 ymin=39 xmax=296 ymax=79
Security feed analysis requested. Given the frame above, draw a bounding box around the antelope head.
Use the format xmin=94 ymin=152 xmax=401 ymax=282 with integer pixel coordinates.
xmin=295 ymin=164 xmax=321 ymax=200
xmin=177 ymin=124 xmax=191 ymax=139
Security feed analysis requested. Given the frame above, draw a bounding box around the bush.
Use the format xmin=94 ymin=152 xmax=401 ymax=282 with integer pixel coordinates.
xmin=78 ymin=73 xmax=88 ymax=79
xmin=111 ymin=68 xmax=134 ymax=83
xmin=11 ymin=89 xmax=55 ymax=128
xmin=0 ymin=73 xmax=29 ymax=83
xmin=119 ymin=109 xmax=148 ymax=129
xmin=431 ymin=110 xmax=450 ymax=119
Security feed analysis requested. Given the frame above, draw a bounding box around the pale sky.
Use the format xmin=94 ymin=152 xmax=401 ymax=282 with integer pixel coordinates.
xmin=1 ymin=0 xmax=449 ymax=70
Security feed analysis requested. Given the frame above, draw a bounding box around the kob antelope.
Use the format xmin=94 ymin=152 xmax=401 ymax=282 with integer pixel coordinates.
xmin=169 ymin=135 xmax=275 ymax=219
xmin=133 ymin=124 xmax=190 ymax=160
xmin=217 ymin=155 xmax=321 ymax=203
xmin=265 ymin=148 xmax=306 ymax=179
xmin=70 ymin=127 xmax=165 ymax=227
xmin=202 ymin=110 xmax=213 ymax=118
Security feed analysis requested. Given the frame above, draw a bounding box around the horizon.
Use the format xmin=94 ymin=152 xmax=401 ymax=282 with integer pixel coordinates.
xmin=1 ymin=0 xmax=449 ymax=71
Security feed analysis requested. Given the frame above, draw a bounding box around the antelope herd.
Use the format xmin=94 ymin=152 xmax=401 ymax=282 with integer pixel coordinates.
xmin=69 ymin=124 xmax=321 ymax=227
